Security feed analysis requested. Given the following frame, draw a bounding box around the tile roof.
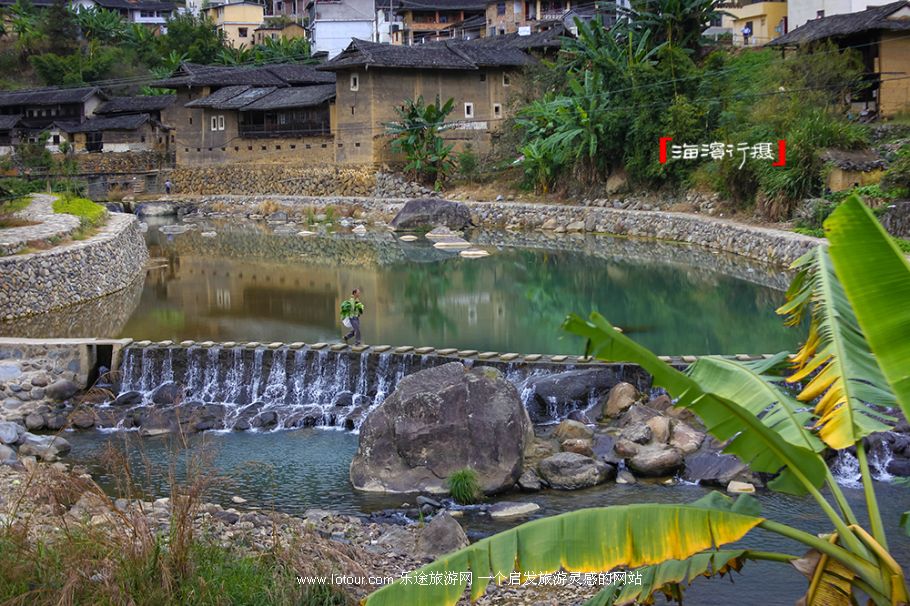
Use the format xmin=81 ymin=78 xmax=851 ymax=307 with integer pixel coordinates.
xmin=0 ymin=87 xmax=102 ymax=108
xmin=0 ymin=115 xmax=21 ymax=130
xmin=94 ymin=95 xmax=176 ymax=115
xmin=54 ymin=113 xmax=151 ymax=133
xmin=239 ymin=84 xmax=336 ymax=110
xmin=153 ymin=62 xmax=335 ymax=89
xmin=768 ymin=0 xmax=910 ymax=45
xmin=88 ymin=0 xmax=176 ymax=10
xmin=185 ymin=86 xmax=278 ymax=109
xmin=319 ymin=34 xmax=544 ymax=71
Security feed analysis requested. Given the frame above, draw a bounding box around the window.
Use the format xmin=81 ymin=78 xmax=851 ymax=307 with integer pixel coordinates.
xmin=503 ymin=73 xmax=511 ymax=86
xmin=816 ymin=10 xmax=824 ymax=18
xmin=464 ymin=102 xmax=474 ymax=118
xmin=497 ymin=1 xmax=505 ymax=14
xmin=52 ymin=134 xmax=60 ymax=144
xmin=217 ymin=115 xmax=225 ymax=130
xmin=189 ymin=117 xmax=193 ymax=125
xmin=211 ymin=116 xmax=218 ymax=131
xmin=140 ymin=10 xmax=155 ymax=17
xmin=480 ymin=73 xmax=486 ymax=82
xmin=140 ymin=135 xmax=146 ymax=143
xmin=493 ymin=103 xmax=502 ymax=118
xmin=238 ymin=27 xmax=249 ymax=37
xmin=350 ymin=73 xmax=359 ymax=91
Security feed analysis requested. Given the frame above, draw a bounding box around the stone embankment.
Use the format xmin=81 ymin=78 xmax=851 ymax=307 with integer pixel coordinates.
xmin=0 ymin=196 xmax=148 ymax=320
xmin=0 ymin=195 xmax=81 ymax=256
xmin=178 ymin=195 xmax=821 ymax=266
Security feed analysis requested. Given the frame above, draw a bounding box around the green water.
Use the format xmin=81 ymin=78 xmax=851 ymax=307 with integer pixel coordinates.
xmin=109 ymin=218 xmax=800 ymax=355
xmin=64 ymin=429 xmax=909 ymax=606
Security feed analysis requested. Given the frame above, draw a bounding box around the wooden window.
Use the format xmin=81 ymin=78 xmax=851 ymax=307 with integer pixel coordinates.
xmin=211 ymin=116 xmax=217 ymax=131
xmin=217 ymin=115 xmax=225 ymax=130
xmin=503 ymin=73 xmax=511 ymax=86
xmin=464 ymin=102 xmax=474 ymax=118
xmin=350 ymin=73 xmax=359 ymax=91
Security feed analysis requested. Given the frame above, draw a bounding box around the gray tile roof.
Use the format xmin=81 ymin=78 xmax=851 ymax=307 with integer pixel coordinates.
xmin=768 ymin=0 xmax=910 ymax=45
xmin=0 ymin=87 xmax=102 ymax=108
xmin=54 ymin=113 xmax=151 ymax=133
xmin=239 ymin=84 xmax=336 ymax=110
xmin=319 ymin=35 xmax=542 ymax=71
xmin=153 ymin=62 xmax=335 ymax=89
xmin=94 ymin=95 xmax=176 ymax=115
xmin=0 ymin=115 xmax=20 ymax=130
xmin=185 ymin=86 xmax=279 ymax=109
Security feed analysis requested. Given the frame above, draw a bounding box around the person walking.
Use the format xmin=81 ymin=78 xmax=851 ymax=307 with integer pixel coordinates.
xmin=341 ymin=288 xmax=364 ymax=345
xmin=164 ymin=179 xmax=172 ymax=195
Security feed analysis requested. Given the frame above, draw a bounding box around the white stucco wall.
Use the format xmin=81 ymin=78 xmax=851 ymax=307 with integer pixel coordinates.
xmin=312 ymin=19 xmax=374 ymax=57
xmin=788 ymin=0 xmax=876 ymax=30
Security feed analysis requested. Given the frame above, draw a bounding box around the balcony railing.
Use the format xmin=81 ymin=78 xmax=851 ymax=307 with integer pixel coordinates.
xmin=238 ymin=125 xmax=331 ymax=138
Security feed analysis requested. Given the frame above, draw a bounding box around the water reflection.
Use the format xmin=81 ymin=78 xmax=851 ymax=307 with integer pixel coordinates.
xmin=7 ymin=217 xmax=804 ymax=355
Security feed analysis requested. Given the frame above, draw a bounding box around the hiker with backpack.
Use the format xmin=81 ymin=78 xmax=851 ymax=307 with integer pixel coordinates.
xmin=341 ymin=288 xmax=364 ymax=346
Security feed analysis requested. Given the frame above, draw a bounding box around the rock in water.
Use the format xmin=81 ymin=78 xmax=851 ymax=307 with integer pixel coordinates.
xmin=389 ymin=198 xmax=473 ymax=231
xmin=45 ymin=379 xmax=79 ymax=401
xmin=349 ymin=362 xmax=533 ymax=494
xmin=537 ymin=452 xmax=615 ymax=489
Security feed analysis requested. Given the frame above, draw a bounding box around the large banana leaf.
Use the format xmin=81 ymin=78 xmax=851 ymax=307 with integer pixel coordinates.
xmin=583 ymin=549 xmax=748 ymax=606
xmin=362 ymin=503 xmax=763 ymax=606
xmin=563 ymin=312 xmax=828 ymax=495
xmin=688 ymin=354 xmax=824 ymax=455
xmin=777 ymin=246 xmax=892 ymax=450
xmin=825 ymin=195 xmax=910 ymax=422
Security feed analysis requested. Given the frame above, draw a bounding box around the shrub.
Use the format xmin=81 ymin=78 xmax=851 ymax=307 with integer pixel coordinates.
xmin=882 ymin=146 xmax=910 ymax=195
xmin=456 ymin=145 xmax=478 ymax=179
xmin=447 ymin=468 xmax=480 ymax=505
xmin=52 ymin=194 xmax=107 ymax=229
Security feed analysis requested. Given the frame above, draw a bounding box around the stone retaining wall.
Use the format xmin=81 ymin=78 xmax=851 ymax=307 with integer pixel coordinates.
xmin=179 ymin=195 xmax=822 ymax=266
xmin=168 ymin=166 xmax=433 ymax=198
xmin=0 ymin=211 xmax=148 ymax=320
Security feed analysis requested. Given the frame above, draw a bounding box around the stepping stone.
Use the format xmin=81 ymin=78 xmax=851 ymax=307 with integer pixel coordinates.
xmin=477 ymin=351 xmax=498 ymax=359
xmin=267 ymin=342 xmax=283 ymax=348
xmin=576 ymin=356 xmax=593 ymax=363
xmin=524 ymin=354 xmax=543 ymax=362
xmin=395 ymin=346 xmax=414 ymax=353
xmin=550 ymin=355 xmax=568 ymax=363
xmin=135 ymin=340 xmax=151 ymax=347
xmin=199 ymin=341 xmax=215 ymax=348
xmin=735 ymin=354 xmax=754 ymax=361
xmin=288 ymin=342 xmax=306 ymax=349
xmin=244 ymin=342 xmax=261 ymax=348
xmin=157 ymin=340 xmax=173 ymax=347
xmin=436 ymin=348 xmax=458 ymax=356
xmin=499 ymin=353 xmax=519 ymax=361
xmin=415 ymin=347 xmax=435 ymax=354
xmin=222 ymin=341 xmax=236 ymax=348
xmin=330 ymin=343 xmax=347 ymax=351
xmin=310 ymin=343 xmax=327 ymax=350
xmin=352 ymin=345 xmax=369 ymax=353
xmin=658 ymin=356 xmax=672 ymax=362
xmin=372 ymin=345 xmax=391 ymax=353
xmin=179 ymin=340 xmax=195 ymax=347
xmin=682 ymin=356 xmax=698 ymax=364
xmin=457 ymin=350 xmax=478 ymax=357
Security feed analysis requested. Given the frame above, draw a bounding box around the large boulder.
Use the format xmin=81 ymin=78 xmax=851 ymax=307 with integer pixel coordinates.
xmin=599 ymin=382 xmax=639 ymax=419
xmin=538 ymin=452 xmax=615 ymax=489
xmin=350 ymin=362 xmax=533 ymax=494
xmin=390 ymin=198 xmax=473 ymax=231
xmin=0 ymin=421 xmax=23 ymax=445
xmin=45 ymin=379 xmax=79 ymax=401
xmin=18 ymin=434 xmax=71 ymax=462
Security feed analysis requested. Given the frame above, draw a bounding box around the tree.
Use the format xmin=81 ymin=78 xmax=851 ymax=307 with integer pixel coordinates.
xmin=40 ymin=0 xmax=79 ymax=55
xmin=157 ymin=13 xmax=226 ymax=64
xmin=385 ymin=96 xmax=456 ymax=190
xmin=361 ymin=195 xmax=910 ymax=606
xmin=618 ymin=0 xmax=730 ymax=54
xmin=75 ymin=6 xmax=127 ymax=44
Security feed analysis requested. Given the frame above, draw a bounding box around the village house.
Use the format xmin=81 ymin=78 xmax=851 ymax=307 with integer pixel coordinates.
xmin=203 ymin=0 xmax=266 ymax=48
xmin=788 ymin=0 xmax=883 ymax=30
xmin=72 ymin=0 xmax=176 ymax=31
xmin=305 ymin=0 xmax=375 ymax=58
xmin=0 ymin=86 xmax=104 ymax=153
xmin=155 ymin=62 xmax=337 ymax=166
xmin=52 ymin=95 xmax=176 ymax=153
xmin=318 ymin=30 xmax=560 ymax=165
xmin=253 ymin=20 xmax=308 ymax=44
xmin=768 ymin=0 xmax=910 ymax=117
xmin=391 ymin=0 xmax=487 ymax=44
xmin=720 ymin=0 xmax=788 ymax=46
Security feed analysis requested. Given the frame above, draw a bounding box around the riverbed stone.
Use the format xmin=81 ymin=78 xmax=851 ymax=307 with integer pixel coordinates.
xmin=727 ymin=480 xmax=756 ymax=494
xmin=628 ymin=445 xmax=683 ymax=477
xmin=489 ymin=501 xmax=540 ymax=519
xmin=670 ymin=421 xmax=705 ymax=454
xmin=682 ymin=452 xmax=747 ymax=486
xmin=647 ymin=416 xmax=671 ymax=444
xmin=390 ymin=198 xmax=472 ymax=231
xmin=45 ymin=379 xmax=79 ymax=401
xmin=150 ymin=382 xmax=183 ymax=406
xmin=525 ymin=369 xmax=623 ymax=422
xmin=621 ymin=423 xmax=652 ymax=445
xmin=553 ymin=419 xmax=594 ymax=441
xmin=350 ymin=362 xmax=533 ymax=495
xmin=416 ymin=512 xmax=468 ymax=559
xmin=616 ymin=470 xmax=636 ymax=484
xmin=113 ymin=391 xmax=143 ymax=407
xmin=0 ymin=421 xmax=21 ymax=445
xmin=600 ymin=382 xmax=639 ymax=419
xmin=18 ymin=434 xmax=71 ymax=461
xmin=24 ymin=413 xmax=45 ymax=431
xmin=538 ymin=452 xmax=614 ymax=490
xmin=518 ymin=469 xmax=542 ymax=491
xmin=560 ymin=438 xmax=594 ymax=457
xmin=0 ymin=444 xmax=15 ymax=464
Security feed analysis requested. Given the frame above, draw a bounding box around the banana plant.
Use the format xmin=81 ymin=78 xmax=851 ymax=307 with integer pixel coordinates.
xmin=360 ymin=195 xmax=909 ymax=606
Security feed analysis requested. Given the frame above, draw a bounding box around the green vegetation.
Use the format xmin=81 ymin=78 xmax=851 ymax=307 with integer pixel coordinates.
xmin=52 ymin=193 xmax=106 ymax=230
xmin=0 ymin=195 xmax=32 ymax=228
xmin=364 ymin=195 xmax=910 ymax=605
xmin=386 ymin=96 xmax=456 ymax=190
xmin=0 ymin=2 xmax=311 ymax=89
xmin=446 ymin=468 xmax=480 ymax=505
xmin=508 ymin=6 xmax=872 ymax=219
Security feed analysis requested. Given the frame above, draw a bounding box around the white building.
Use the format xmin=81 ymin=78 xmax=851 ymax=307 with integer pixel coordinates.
xmin=72 ymin=0 xmax=176 ymax=29
xmin=306 ymin=0 xmax=376 ymax=57
xmin=788 ymin=0 xmax=880 ymax=30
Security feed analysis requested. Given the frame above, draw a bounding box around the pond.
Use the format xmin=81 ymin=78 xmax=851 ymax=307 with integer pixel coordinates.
xmin=3 ymin=215 xmax=804 ymax=355
xmin=63 ymin=427 xmax=910 ymax=606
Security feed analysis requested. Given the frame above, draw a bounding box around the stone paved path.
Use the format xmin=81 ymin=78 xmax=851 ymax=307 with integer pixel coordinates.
xmin=0 ymin=194 xmax=80 ymax=256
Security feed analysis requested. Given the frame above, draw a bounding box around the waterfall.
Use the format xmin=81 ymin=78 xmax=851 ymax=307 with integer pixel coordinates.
xmin=831 ymin=450 xmax=862 ymax=488
xmin=120 ymin=349 xmax=136 ymax=391
xmin=201 ymin=347 xmax=221 ymax=402
xmin=869 ymin=441 xmax=894 ymax=482
xmin=263 ymin=349 xmax=288 ymax=405
xmin=373 ymin=353 xmax=392 ymax=405
xmin=248 ymin=348 xmax=265 ymax=403
xmin=140 ymin=348 xmax=154 ymax=391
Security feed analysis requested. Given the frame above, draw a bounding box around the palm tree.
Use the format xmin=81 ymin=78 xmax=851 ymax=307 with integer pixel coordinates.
xmin=361 ymin=195 xmax=910 ymax=606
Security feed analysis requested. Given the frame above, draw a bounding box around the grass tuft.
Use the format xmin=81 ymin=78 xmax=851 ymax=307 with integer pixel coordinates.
xmin=447 ymin=468 xmax=481 ymax=505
